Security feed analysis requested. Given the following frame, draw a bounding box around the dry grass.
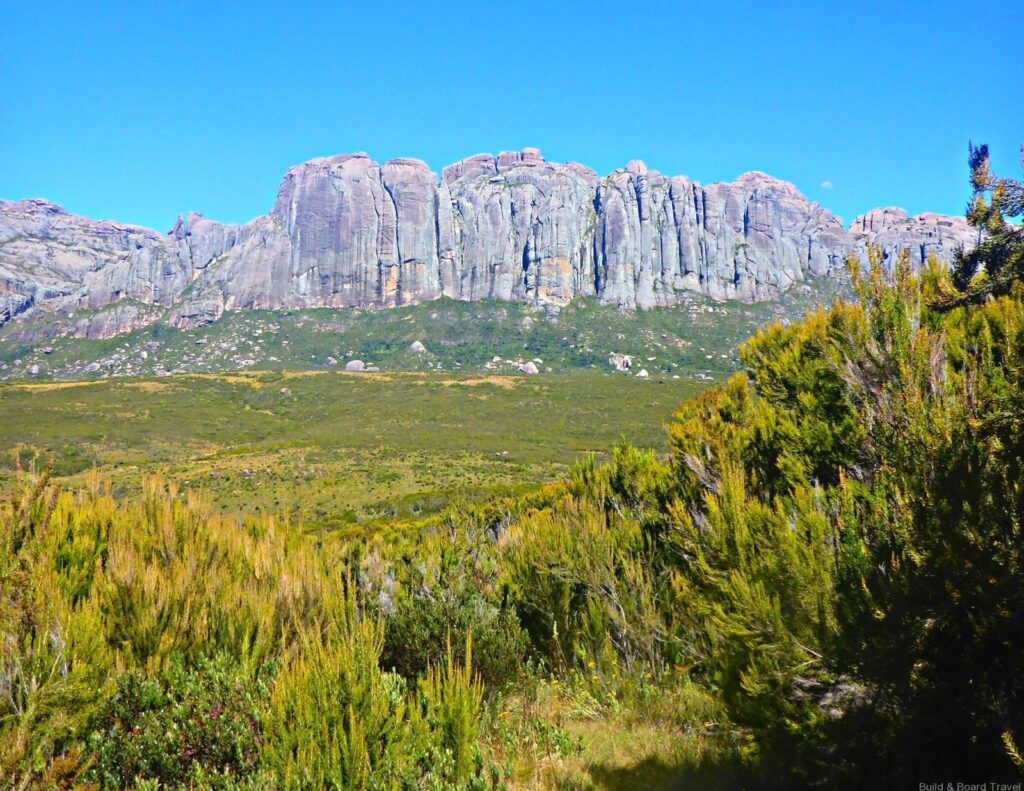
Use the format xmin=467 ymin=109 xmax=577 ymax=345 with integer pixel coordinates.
xmin=118 ymin=380 xmax=175 ymax=393
xmin=7 ymin=380 xmax=100 ymax=392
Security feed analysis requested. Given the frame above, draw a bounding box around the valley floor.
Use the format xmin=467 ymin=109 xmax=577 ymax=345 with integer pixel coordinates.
xmin=0 ymin=369 xmax=699 ymax=529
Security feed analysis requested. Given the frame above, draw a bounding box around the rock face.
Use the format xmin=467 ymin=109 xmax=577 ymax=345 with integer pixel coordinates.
xmin=262 ymin=153 xmax=443 ymax=308
xmin=0 ymin=149 xmax=979 ymax=337
xmin=593 ymin=166 xmax=852 ymax=306
xmin=0 ymin=199 xmax=202 ymax=325
xmin=441 ymin=149 xmax=598 ymax=304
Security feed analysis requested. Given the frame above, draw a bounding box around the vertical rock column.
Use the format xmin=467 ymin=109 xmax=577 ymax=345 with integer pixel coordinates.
xmin=441 ymin=149 xmax=599 ymax=305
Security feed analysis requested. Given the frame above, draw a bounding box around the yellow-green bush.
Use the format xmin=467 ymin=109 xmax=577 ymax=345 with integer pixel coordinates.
xmin=1 ymin=477 xmax=498 ymax=789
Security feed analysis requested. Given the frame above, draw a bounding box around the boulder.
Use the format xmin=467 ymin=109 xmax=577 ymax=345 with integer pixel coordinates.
xmin=609 ymin=353 xmax=632 ymax=371
xmin=345 ymin=359 xmax=365 ymax=372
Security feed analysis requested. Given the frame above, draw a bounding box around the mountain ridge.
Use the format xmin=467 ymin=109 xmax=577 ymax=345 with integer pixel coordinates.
xmin=0 ymin=148 xmax=977 ymax=338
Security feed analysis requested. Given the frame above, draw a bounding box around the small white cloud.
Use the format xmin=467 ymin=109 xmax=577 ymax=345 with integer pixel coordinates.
xmin=820 ymin=180 xmax=834 ymax=190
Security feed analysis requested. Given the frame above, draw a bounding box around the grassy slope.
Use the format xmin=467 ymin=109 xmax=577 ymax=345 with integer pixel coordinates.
xmin=0 ymin=278 xmax=850 ymax=382
xmin=0 ymin=281 xmax=850 ymax=528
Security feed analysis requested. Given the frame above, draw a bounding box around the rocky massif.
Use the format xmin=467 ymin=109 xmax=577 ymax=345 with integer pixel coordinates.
xmin=0 ymin=148 xmax=977 ymax=338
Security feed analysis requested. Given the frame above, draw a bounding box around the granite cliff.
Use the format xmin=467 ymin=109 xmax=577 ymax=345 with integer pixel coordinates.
xmin=0 ymin=148 xmax=977 ymax=338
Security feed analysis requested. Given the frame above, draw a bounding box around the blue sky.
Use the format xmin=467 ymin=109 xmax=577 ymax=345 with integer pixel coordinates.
xmin=3 ymin=1 xmax=1021 ymax=231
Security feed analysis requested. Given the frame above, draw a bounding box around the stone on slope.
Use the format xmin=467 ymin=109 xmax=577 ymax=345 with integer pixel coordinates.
xmin=609 ymin=353 xmax=632 ymax=371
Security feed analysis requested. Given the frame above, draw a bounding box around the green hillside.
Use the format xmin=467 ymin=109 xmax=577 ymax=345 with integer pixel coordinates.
xmin=0 ymin=278 xmax=850 ymax=382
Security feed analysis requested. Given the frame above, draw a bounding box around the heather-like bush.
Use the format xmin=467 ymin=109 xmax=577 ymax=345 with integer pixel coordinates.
xmin=88 ymin=654 xmax=269 ymax=789
xmin=381 ymin=536 xmax=527 ymax=693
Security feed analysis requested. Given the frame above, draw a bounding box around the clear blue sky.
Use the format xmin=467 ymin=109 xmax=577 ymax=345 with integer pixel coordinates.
xmin=3 ymin=0 xmax=1021 ymax=231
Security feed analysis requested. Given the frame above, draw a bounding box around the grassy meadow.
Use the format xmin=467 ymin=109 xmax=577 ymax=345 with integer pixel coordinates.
xmin=0 ymin=370 xmax=698 ymax=527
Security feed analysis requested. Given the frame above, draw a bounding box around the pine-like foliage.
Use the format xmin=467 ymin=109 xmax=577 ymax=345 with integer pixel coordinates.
xmin=0 ymin=480 xmax=498 ymax=789
xmin=943 ymin=143 xmax=1024 ymax=305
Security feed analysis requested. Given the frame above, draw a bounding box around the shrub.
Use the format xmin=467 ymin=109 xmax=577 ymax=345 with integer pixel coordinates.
xmin=0 ymin=474 xmax=110 ymax=786
xmin=87 ymin=654 xmax=269 ymax=789
xmin=262 ymin=583 xmax=498 ymax=790
xmin=260 ymin=584 xmax=411 ymax=789
xmin=379 ymin=512 xmax=528 ymax=692
xmin=382 ymin=585 xmax=526 ymax=693
xmin=417 ymin=635 xmax=487 ymax=787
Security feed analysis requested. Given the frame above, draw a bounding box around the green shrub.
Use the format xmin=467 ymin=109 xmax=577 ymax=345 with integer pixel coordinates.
xmin=260 ymin=583 xmax=407 ymax=789
xmin=1 ymin=474 xmax=110 ymax=786
xmin=417 ymin=635 xmax=487 ymax=787
xmin=262 ymin=584 xmax=499 ymax=790
xmin=87 ymin=654 xmax=269 ymax=789
xmin=382 ymin=583 xmax=526 ymax=693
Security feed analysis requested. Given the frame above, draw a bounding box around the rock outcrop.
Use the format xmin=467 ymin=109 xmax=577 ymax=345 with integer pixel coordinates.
xmin=442 ymin=148 xmax=598 ymax=305
xmin=593 ymin=166 xmax=852 ymax=307
xmin=0 ymin=149 xmax=979 ymax=337
xmin=848 ymin=207 xmax=973 ymax=268
xmin=263 ymin=153 xmax=444 ymax=308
